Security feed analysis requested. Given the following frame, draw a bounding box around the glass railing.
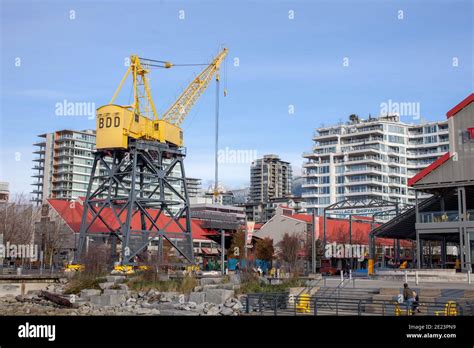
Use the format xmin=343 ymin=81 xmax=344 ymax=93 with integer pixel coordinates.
xmin=420 ymin=210 xmax=474 ymax=222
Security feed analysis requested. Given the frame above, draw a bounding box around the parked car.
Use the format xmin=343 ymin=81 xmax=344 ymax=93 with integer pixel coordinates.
xmin=318 ymin=265 xmax=339 ymax=276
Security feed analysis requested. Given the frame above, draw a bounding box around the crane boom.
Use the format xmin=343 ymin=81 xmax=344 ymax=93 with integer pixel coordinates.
xmin=162 ymin=48 xmax=228 ymax=126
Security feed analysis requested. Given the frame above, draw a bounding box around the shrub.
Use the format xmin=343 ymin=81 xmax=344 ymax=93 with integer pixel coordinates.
xmin=64 ymin=273 xmax=106 ymax=294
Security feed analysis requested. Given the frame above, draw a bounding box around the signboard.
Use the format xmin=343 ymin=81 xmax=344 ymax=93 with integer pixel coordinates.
xmin=314 ymin=216 xmax=320 ymax=240
xmin=328 ymin=206 xmax=395 ymax=216
xmin=246 ymin=221 xmax=255 ymax=245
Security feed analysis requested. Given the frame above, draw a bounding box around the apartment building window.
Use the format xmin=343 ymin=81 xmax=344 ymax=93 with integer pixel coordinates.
xmin=319 ymin=166 xmax=329 ymax=174
xmin=320 ymin=187 xmax=330 ymax=194
xmin=319 ymin=197 xmax=330 ymax=205
xmin=321 ymin=176 xmax=330 ymax=184
xmin=388 ymin=125 xmax=405 ymax=134
xmin=425 ymin=135 xmax=437 ymax=144
xmin=388 ymin=135 xmax=404 ymax=144
xmin=337 ymin=187 xmax=344 ymax=194
xmin=348 ymin=164 xmax=366 ymax=172
xmin=424 ymin=125 xmax=437 ymax=133
xmin=336 ymin=166 xmax=344 ymax=173
xmin=336 ymin=176 xmax=344 ymax=184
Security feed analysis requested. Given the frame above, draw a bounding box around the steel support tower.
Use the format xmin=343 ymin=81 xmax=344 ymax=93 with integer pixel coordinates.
xmin=75 ymin=140 xmax=194 ymax=266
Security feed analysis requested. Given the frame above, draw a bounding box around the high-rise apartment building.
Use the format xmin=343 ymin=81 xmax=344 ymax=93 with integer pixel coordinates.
xmin=250 ymin=154 xmax=292 ymax=203
xmin=185 ymin=178 xmax=202 ymax=198
xmin=302 ymin=115 xmax=449 ymax=215
xmin=32 ymin=130 xmax=97 ymax=204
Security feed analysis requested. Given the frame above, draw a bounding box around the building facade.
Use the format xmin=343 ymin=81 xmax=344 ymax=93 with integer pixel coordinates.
xmin=0 ymin=182 xmax=9 ymax=203
xmin=372 ymin=94 xmax=474 ymax=272
xmin=250 ymin=154 xmax=292 ymax=204
xmin=32 ymin=130 xmax=97 ymax=204
xmin=303 ymin=115 xmax=449 ymax=215
xmin=185 ymin=178 xmax=202 ymax=198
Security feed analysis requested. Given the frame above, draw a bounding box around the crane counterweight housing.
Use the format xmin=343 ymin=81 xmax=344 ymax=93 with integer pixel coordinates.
xmin=96 ymin=105 xmax=183 ymax=149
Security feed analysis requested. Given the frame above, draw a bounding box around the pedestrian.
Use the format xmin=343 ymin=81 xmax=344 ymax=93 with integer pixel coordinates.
xmin=403 ymin=283 xmax=416 ymax=314
xmin=235 ymin=260 xmax=240 ymax=274
xmin=412 ymin=289 xmax=421 ymax=313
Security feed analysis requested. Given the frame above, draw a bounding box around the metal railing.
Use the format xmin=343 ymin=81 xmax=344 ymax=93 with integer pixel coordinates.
xmin=243 ymin=292 xmax=473 ymax=316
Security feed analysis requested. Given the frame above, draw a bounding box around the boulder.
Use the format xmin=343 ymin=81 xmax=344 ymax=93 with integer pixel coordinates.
xmin=160 ymin=292 xmax=180 ymax=303
xmin=220 ymin=307 xmax=234 ymax=316
xmin=206 ymin=306 xmax=220 ymax=316
xmin=232 ymin=301 xmax=243 ymax=311
xmin=189 ymin=292 xmax=206 ymax=304
xmin=205 ymin=289 xmax=234 ymax=305
xmin=103 ymin=289 xmax=130 ymax=298
xmin=200 ymin=277 xmax=224 ymax=286
xmin=229 ymin=274 xmax=241 ymax=285
xmin=99 ymin=282 xmax=115 ymax=290
xmin=106 ymin=276 xmax=126 ymax=284
xmin=89 ymin=294 xmax=126 ymax=306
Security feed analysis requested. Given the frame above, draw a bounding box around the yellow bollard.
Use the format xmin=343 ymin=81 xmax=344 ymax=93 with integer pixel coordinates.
xmin=296 ymin=293 xmax=311 ymax=314
xmin=435 ymin=301 xmax=457 ymax=316
xmin=368 ymin=259 xmax=374 ymax=275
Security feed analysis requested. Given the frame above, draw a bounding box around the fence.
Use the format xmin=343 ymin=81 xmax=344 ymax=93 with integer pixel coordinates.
xmin=243 ymin=292 xmax=473 ymax=316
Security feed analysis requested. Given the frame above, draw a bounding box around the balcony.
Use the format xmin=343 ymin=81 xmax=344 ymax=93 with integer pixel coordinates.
xmin=341 ymin=136 xmax=383 ymax=145
xmin=419 ymin=210 xmax=474 ymax=223
xmin=341 ymin=144 xmax=380 ymax=154
xmin=340 ymin=127 xmax=384 ymax=137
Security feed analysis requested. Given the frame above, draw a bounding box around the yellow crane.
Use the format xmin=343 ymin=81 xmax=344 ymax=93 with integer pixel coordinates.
xmin=95 ymin=48 xmax=228 ymax=150
xmin=75 ymin=48 xmax=228 ymax=269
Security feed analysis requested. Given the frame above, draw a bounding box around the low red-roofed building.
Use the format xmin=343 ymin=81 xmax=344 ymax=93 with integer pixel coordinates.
xmin=253 ymin=206 xmax=412 ymax=271
xmin=38 ymin=199 xmax=229 ymax=265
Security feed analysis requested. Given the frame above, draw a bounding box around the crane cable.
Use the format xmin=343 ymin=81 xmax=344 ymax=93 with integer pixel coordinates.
xmin=223 ymin=52 xmax=228 ymax=97
xmin=139 ymin=57 xmax=209 ymax=68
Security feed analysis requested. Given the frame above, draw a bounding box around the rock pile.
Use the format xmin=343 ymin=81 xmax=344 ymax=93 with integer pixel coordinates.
xmin=0 ymin=275 xmax=246 ymax=316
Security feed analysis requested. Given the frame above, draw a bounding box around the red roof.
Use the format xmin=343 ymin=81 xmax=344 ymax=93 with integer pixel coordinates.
xmin=48 ymin=199 xmax=211 ymax=240
xmin=446 ymin=93 xmax=474 ymax=118
xmin=291 ymin=214 xmax=313 ymax=223
xmin=408 ymin=152 xmax=451 ymax=186
xmin=280 ymin=213 xmax=407 ymax=247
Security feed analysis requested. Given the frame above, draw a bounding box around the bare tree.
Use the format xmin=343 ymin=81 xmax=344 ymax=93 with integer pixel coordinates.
xmin=41 ymin=218 xmax=69 ymax=267
xmin=0 ymin=193 xmax=40 ymax=245
xmin=227 ymin=230 xmax=245 ymax=260
xmin=255 ymin=237 xmax=274 ymax=262
xmin=278 ymin=233 xmax=301 ymax=274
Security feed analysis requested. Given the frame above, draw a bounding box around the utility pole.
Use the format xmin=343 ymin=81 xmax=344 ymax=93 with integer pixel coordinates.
xmin=221 ymin=229 xmax=225 ymax=275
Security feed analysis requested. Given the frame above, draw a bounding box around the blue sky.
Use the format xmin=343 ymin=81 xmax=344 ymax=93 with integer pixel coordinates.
xmin=1 ymin=0 xmax=472 ymax=195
